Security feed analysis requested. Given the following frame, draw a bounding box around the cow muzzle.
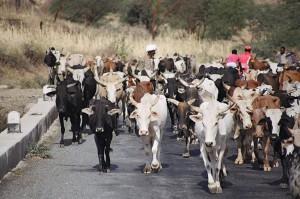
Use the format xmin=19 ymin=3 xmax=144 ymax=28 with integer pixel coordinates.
xmin=205 ymin=142 xmax=213 ymax=148
xmin=139 ymin=130 xmax=149 ymax=136
xmin=96 ymin=127 xmax=104 ymax=133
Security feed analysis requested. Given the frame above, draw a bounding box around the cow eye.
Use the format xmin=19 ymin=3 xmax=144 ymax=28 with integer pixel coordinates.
xmin=116 ymin=88 xmax=121 ymax=91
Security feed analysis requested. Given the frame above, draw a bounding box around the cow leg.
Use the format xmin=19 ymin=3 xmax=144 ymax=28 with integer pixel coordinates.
xmin=59 ymin=113 xmax=65 ymax=147
xmin=81 ymin=113 xmax=89 ymax=131
xmin=167 ymin=103 xmax=177 ymax=132
xmin=105 ymin=130 xmax=113 ymax=173
xmin=235 ymin=134 xmax=244 ymax=165
xmin=75 ymin=113 xmax=82 ymax=144
xmin=279 ymin=154 xmax=289 ymax=188
xmin=121 ymin=95 xmax=126 ymax=125
xmin=201 ymin=145 xmax=216 ymax=193
xmin=151 ymin=127 xmax=161 ymax=171
xmin=215 ymin=147 xmax=226 ymax=194
xmin=69 ymin=115 xmax=77 ymax=143
xmin=94 ymin=134 xmax=106 ymax=172
xmin=182 ymin=134 xmax=191 ymax=158
xmin=263 ymin=137 xmax=271 ymax=172
xmin=141 ymin=136 xmax=152 ymax=174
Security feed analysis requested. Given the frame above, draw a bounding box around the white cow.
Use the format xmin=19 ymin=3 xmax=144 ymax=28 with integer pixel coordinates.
xmin=189 ymin=100 xmax=235 ymax=194
xmin=129 ymin=93 xmax=167 ymax=174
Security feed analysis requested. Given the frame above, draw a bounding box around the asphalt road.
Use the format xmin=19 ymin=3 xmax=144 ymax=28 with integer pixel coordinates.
xmin=0 ymin=118 xmax=291 ymax=199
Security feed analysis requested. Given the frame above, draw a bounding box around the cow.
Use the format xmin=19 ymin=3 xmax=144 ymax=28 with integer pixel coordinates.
xmin=127 ymin=81 xmax=154 ymax=135
xmin=160 ymin=72 xmax=179 ymax=132
xmin=171 ymin=78 xmax=204 ymax=149
xmin=83 ymin=98 xmax=121 ymax=173
xmin=249 ymin=57 xmax=270 ymax=71
xmin=189 ymin=100 xmax=235 ymax=194
xmin=235 ymin=79 xmax=260 ymax=89
xmin=101 ymin=58 xmax=117 ymax=74
xmin=158 ymin=58 xmax=176 ymax=74
xmin=129 ymin=93 xmax=168 ymax=174
xmin=224 ymin=83 xmax=258 ymax=164
xmin=80 ymin=68 xmax=97 ymax=130
xmin=277 ymin=100 xmax=300 ymax=187
xmin=257 ymin=72 xmax=279 ymax=91
xmin=56 ymin=73 xmax=83 ymax=146
xmin=279 ymin=69 xmax=300 ymax=90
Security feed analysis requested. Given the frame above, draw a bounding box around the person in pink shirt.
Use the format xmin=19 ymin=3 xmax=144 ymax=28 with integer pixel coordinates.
xmin=238 ymin=45 xmax=252 ymax=74
xmin=226 ymin=49 xmax=239 ymax=68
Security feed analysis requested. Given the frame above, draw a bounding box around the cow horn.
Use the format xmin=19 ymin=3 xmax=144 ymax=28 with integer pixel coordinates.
xmin=179 ymin=77 xmax=190 ymax=87
xmin=149 ymin=70 xmax=157 ymax=79
xmin=94 ymin=76 xmax=108 ymax=87
xmin=132 ymin=73 xmax=141 ymax=81
xmin=66 ymin=67 xmax=74 ymax=74
xmin=83 ymin=66 xmax=90 ymax=73
xmin=193 ymin=77 xmax=205 ymax=88
xmin=187 ymin=98 xmax=195 ymax=105
xmin=107 ymin=108 xmax=122 ymax=116
xmin=219 ymin=102 xmax=236 ymax=115
xmin=129 ymin=94 xmax=139 ymax=107
xmin=116 ymin=77 xmax=127 ymax=85
xmin=226 ymin=93 xmax=235 ymax=103
xmin=167 ymin=98 xmax=180 ymax=106
xmin=287 ymin=88 xmax=297 ymax=94
xmin=190 ymin=105 xmax=201 ymax=113
xmin=222 ymin=82 xmax=231 ymax=91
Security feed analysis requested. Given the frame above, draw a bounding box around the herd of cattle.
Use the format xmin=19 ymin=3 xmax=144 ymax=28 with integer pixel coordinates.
xmin=45 ymin=50 xmax=300 ymax=196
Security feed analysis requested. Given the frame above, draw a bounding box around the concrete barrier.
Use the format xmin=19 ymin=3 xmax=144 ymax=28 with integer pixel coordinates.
xmin=0 ymin=98 xmax=57 ymax=179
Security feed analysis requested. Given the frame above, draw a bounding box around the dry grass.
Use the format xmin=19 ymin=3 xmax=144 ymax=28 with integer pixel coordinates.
xmin=0 ymin=5 xmax=241 ymax=68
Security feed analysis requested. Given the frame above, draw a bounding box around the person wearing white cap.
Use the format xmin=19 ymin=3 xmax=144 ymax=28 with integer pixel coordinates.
xmin=144 ymin=43 xmax=157 ymax=71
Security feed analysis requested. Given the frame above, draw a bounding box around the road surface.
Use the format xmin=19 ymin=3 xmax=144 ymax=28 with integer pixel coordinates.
xmin=0 ymin=119 xmax=290 ymax=199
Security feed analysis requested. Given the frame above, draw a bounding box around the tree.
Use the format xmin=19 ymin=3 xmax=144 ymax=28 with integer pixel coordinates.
xmin=15 ymin=0 xmax=21 ymax=11
xmin=49 ymin=0 xmax=116 ymax=25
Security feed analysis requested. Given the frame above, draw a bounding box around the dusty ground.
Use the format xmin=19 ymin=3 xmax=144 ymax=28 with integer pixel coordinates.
xmin=0 ymin=88 xmax=42 ymax=131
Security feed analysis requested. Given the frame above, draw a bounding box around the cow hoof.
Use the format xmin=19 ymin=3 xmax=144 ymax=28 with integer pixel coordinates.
xmin=106 ymin=168 xmax=111 ymax=173
xmin=208 ymin=183 xmax=217 ymax=194
xmin=273 ymin=161 xmax=279 ymax=168
xmin=77 ymin=138 xmax=83 ymax=144
xmin=182 ymin=152 xmax=190 ymax=158
xmin=234 ymin=158 xmax=244 ymax=165
xmin=280 ymin=182 xmax=289 ymax=189
xmin=264 ymin=165 xmax=272 ymax=172
xmin=59 ymin=144 xmax=64 ymax=148
xmin=215 ymin=185 xmax=223 ymax=194
xmin=143 ymin=165 xmax=152 ymax=174
xmin=72 ymin=137 xmax=77 ymax=143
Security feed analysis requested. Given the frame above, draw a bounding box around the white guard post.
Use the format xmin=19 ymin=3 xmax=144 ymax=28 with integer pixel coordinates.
xmin=7 ymin=111 xmax=21 ymax=133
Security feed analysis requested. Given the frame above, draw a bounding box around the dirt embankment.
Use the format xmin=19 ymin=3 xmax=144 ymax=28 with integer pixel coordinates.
xmin=0 ymin=88 xmax=42 ymax=131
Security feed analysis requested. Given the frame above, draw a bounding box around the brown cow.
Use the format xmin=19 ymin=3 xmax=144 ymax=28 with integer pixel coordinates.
xmin=279 ymin=69 xmax=300 ymax=89
xmin=132 ymin=81 xmax=154 ymax=103
xmin=249 ymin=57 xmax=270 ymax=71
xmin=102 ymin=58 xmax=117 ymax=74
xmin=251 ymin=95 xmax=281 ymax=171
xmin=252 ymin=95 xmax=281 ymax=109
xmin=235 ymin=79 xmax=260 ymax=89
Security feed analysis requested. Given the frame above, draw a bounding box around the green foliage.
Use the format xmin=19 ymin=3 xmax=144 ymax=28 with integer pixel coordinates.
xmin=206 ymin=0 xmax=253 ymax=40
xmin=49 ymin=0 xmax=117 ymax=25
xmin=252 ymin=0 xmax=300 ymax=56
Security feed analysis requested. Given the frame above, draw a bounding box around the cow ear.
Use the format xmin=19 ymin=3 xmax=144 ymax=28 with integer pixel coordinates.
xmin=82 ymin=108 xmax=94 ymax=116
xmin=129 ymin=110 xmax=138 ymax=119
xmin=150 ymin=111 xmax=159 ymax=121
xmin=189 ymin=114 xmax=202 ymax=123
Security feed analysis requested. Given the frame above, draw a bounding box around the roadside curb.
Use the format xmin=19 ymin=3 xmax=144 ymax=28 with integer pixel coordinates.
xmin=0 ymin=98 xmax=57 ymax=180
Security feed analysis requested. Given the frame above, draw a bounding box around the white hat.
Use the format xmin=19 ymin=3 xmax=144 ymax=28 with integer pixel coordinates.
xmin=146 ymin=44 xmax=157 ymax=52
